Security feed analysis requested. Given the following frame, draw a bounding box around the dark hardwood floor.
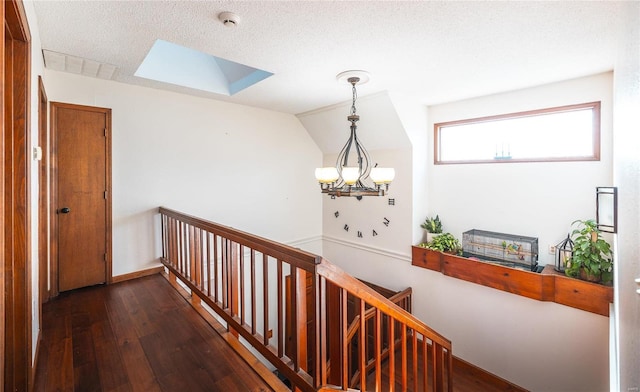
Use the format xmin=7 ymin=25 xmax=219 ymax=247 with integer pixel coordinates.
xmin=33 ymin=274 xmax=279 ymax=392
xmin=34 ymin=273 xmax=526 ymax=392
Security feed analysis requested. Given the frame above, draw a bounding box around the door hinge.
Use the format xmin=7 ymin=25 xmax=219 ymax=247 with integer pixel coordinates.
xmin=104 ymin=253 xmax=107 ymax=262
xmin=104 ymin=191 xmax=107 ymax=199
xmin=104 ymin=128 xmax=108 ymax=137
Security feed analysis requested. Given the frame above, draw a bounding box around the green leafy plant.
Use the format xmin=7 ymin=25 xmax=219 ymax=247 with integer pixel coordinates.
xmin=419 ymin=232 xmax=462 ymax=255
xmin=565 ymin=219 xmax=613 ymax=285
xmin=420 ymin=215 xmax=443 ymax=234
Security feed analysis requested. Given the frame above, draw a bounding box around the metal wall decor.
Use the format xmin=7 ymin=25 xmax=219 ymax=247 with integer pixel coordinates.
xmin=596 ymin=186 xmax=617 ymax=233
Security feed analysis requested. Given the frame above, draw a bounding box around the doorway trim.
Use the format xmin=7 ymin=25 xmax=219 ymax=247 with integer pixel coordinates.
xmin=38 ymin=76 xmax=48 ymax=306
xmin=2 ymin=0 xmax=32 ymax=390
xmin=50 ymin=101 xmax=112 ymax=297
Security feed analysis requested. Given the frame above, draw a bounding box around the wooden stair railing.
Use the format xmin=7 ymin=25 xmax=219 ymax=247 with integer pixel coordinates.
xmin=344 ymin=287 xmax=413 ymax=390
xmin=159 ymin=207 xmax=452 ymax=392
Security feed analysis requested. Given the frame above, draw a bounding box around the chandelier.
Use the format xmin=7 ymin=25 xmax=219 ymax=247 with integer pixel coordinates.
xmin=315 ymin=71 xmax=395 ymax=199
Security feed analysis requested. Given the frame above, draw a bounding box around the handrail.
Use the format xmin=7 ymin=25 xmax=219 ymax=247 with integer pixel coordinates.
xmin=158 ymin=207 xmax=452 ymax=391
xmin=159 ymin=207 xmax=321 ymax=271
xmin=317 ymin=260 xmax=451 ymax=349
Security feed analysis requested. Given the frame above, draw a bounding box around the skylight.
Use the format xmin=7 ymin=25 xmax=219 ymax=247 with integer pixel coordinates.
xmin=135 ymin=39 xmax=273 ymax=96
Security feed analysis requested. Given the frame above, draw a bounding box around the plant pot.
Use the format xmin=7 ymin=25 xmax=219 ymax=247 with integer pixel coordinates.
xmin=579 ymin=268 xmax=601 ymax=283
xmin=426 ymin=232 xmax=440 ymax=243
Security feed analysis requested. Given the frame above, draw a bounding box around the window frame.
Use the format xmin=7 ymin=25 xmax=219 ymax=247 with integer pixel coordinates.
xmin=433 ymin=101 xmax=601 ymax=165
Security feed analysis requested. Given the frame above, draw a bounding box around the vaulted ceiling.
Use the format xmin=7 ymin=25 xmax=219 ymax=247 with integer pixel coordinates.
xmin=32 ymin=1 xmax=625 ymax=115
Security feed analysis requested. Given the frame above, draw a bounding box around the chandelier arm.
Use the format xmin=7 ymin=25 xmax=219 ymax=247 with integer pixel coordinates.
xmin=336 ymin=132 xmax=353 ymax=169
xmin=342 ymin=126 xmax=357 ymax=167
xmin=354 ymin=132 xmax=372 ymax=180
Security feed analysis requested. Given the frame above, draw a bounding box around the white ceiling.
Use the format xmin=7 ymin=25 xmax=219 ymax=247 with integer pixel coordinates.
xmin=32 ymin=1 xmax=625 ymax=115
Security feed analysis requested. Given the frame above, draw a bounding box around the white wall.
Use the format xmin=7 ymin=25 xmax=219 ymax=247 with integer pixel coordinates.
xmin=24 ymin=0 xmax=46 ymax=365
xmin=612 ymin=1 xmax=640 ymax=390
xmin=325 ymin=243 xmax=609 ymax=392
xmin=428 ymin=72 xmax=613 ymax=266
xmin=323 ymin=74 xmax=613 ymax=391
xmin=43 ymin=71 xmax=323 ymax=277
xmin=320 ymin=149 xmax=413 ymax=260
xmin=388 ymin=92 xmax=430 ymax=246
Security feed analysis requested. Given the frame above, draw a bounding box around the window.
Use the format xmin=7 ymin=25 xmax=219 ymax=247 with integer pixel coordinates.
xmin=434 ymin=101 xmax=601 ymax=164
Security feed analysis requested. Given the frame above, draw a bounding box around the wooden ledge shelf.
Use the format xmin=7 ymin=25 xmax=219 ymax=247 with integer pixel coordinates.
xmin=412 ymin=246 xmax=613 ymax=317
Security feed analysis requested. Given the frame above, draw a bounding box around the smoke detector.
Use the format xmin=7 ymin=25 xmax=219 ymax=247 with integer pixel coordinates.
xmin=218 ymin=12 xmax=240 ymax=27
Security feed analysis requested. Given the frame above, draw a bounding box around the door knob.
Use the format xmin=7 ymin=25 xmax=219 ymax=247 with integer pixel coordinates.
xmin=60 ymin=207 xmax=71 ymax=214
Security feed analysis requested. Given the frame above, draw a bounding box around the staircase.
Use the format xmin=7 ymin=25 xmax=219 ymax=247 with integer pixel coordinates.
xmin=158 ymin=207 xmax=453 ymax=392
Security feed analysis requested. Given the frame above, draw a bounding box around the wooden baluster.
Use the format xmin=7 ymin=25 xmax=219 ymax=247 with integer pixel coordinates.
xmin=221 ymin=238 xmax=228 ymax=309
xmin=413 ymin=330 xmax=418 ymax=392
xmin=422 ymin=335 xmax=427 ymax=392
xmin=174 ymin=219 xmax=179 ymax=269
xmin=292 ymin=266 xmax=300 ymax=372
xmin=375 ymin=308 xmax=381 ymax=390
xmin=166 ymin=215 xmax=169 ymax=261
xmin=401 ymin=324 xmax=407 ymax=391
xmin=389 ymin=316 xmax=395 ymax=392
xmin=185 ymin=223 xmax=190 ymax=278
xmin=161 ymin=214 xmax=166 ymax=260
xmin=250 ymin=250 xmax=256 ymax=335
xmin=167 ymin=217 xmax=173 ymax=264
xmin=182 ymin=223 xmax=188 ymax=276
xmin=278 ymin=260 xmax=284 ymax=358
xmin=228 ymin=240 xmax=232 ymax=311
xmin=240 ymin=245 xmax=245 ymax=326
xmin=341 ymin=288 xmax=348 ymax=390
xmin=432 ymin=343 xmax=445 ymax=392
xmin=230 ymin=241 xmax=239 ymax=337
xmin=359 ymin=298 xmax=366 ymax=391
xmin=327 ymin=281 xmax=343 ymax=387
xmin=189 ymin=225 xmax=196 ymax=285
xmin=263 ymin=254 xmax=269 ymax=346
xmin=317 ymin=275 xmax=326 ymax=387
xmin=199 ymin=228 xmax=204 ymax=290
xmin=206 ymin=232 xmax=212 ymax=298
xmin=213 ymin=234 xmax=218 ymax=304
xmin=296 ymin=268 xmax=313 ymax=371
xmin=179 ymin=222 xmax=183 ymax=272
xmin=447 ymin=346 xmax=453 ymax=392
xmin=169 ymin=217 xmax=174 ymax=266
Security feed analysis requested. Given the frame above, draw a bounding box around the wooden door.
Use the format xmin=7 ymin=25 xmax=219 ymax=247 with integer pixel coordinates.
xmin=52 ymin=102 xmax=111 ymax=292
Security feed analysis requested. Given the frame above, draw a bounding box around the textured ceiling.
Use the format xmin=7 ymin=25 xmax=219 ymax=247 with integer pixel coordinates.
xmin=32 ymin=1 xmax=625 ymax=115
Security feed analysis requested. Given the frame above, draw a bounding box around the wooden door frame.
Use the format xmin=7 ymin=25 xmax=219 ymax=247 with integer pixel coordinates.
xmin=2 ymin=0 xmax=32 ymax=390
xmin=38 ymin=76 xmax=48 ymax=307
xmin=50 ymin=101 xmax=112 ymax=297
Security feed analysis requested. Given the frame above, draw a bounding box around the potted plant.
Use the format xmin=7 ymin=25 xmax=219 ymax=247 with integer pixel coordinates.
xmin=565 ymin=219 xmax=613 ymax=285
xmin=421 ymin=215 xmax=443 ymax=243
xmin=420 ymin=232 xmax=463 ymax=255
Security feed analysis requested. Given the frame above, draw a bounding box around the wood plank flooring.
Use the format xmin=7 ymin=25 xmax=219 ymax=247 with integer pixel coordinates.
xmin=34 ymin=273 xmax=526 ymax=392
xmin=33 ymin=274 xmax=277 ymax=392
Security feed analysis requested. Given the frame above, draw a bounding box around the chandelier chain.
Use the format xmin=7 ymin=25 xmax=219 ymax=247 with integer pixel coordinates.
xmin=351 ymin=82 xmax=358 ymax=117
